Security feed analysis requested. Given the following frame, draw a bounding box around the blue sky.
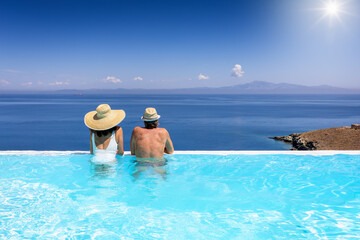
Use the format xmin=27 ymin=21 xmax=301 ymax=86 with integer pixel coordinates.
xmin=1 ymin=0 xmax=359 ymax=90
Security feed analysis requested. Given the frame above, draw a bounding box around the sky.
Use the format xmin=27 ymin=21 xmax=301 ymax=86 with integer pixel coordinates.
xmin=0 ymin=0 xmax=359 ymax=90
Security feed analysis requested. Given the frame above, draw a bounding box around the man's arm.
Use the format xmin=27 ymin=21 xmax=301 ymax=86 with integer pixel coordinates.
xmin=116 ymin=127 xmax=124 ymax=155
xmin=164 ymin=129 xmax=174 ymax=154
xmin=130 ymin=128 xmax=136 ymax=155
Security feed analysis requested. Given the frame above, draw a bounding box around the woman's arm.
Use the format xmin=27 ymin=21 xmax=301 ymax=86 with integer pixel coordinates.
xmin=116 ymin=127 xmax=124 ymax=155
xmin=89 ymin=129 xmax=94 ymax=154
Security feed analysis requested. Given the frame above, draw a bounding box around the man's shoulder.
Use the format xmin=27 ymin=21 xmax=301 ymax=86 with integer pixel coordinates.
xmin=132 ymin=126 xmax=142 ymax=132
xmin=157 ymin=127 xmax=169 ymax=134
xmin=132 ymin=127 xmax=168 ymax=134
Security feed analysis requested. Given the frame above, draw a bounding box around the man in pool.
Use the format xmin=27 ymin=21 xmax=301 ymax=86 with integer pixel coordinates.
xmin=130 ymin=107 xmax=174 ymax=159
xmin=130 ymin=107 xmax=174 ymax=179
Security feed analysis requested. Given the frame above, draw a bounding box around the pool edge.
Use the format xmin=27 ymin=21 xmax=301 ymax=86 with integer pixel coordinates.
xmin=1 ymin=150 xmax=360 ymax=155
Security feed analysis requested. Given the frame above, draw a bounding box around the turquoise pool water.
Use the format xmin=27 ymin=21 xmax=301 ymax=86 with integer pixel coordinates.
xmin=0 ymin=153 xmax=359 ymax=239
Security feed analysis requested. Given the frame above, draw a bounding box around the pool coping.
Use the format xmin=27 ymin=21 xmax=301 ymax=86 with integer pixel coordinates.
xmin=0 ymin=150 xmax=360 ymax=155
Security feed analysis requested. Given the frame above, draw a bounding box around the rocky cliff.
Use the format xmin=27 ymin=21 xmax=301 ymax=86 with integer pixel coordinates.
xmin=270 ymin=126 xmax=360 ymax=150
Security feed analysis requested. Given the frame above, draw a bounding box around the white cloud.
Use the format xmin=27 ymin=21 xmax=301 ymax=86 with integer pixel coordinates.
xmin=231 ymin=64 xmax=245 ymax=78
xmin=0 ymin=79 xmax=10 ymax=86
xmin=22 ymin=82 xmax=33 ymax=86
xmin=49 ymin=81 xmax=69 ymax=86
xmin=103 ymin=76 xmax=122 ymax=84
xmin=133 ymin=76 xmax=143 ymax=81
xmin=198 ymin=73 xmax=209 ymax=80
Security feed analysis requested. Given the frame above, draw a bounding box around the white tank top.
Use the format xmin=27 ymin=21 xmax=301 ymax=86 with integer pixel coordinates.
xmin=91 ymin=131 xmax=118 ymax=163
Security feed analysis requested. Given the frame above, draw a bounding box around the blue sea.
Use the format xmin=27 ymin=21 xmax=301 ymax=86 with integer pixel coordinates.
xmin=0 ymin=94 xmax=359 ymax=151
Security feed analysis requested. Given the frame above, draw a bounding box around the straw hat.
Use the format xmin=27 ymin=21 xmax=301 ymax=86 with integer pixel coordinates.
xmin=141 ymin=107 xmax=161 ymax=121
xmin=84 ymin=104 xmax=125 ymax=130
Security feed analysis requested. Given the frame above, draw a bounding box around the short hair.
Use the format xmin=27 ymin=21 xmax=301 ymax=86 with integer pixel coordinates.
xmin=144 ymin=120 xmax=159 ymax=129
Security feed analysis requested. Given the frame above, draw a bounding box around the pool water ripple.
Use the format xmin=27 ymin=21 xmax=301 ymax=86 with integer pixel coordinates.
xmin=0 ymin=153 xmax=359 ymax=239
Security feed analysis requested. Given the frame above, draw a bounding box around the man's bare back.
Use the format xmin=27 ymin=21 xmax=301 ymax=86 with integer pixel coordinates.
xmin=130 ymin=126 xmax=174 ymax=158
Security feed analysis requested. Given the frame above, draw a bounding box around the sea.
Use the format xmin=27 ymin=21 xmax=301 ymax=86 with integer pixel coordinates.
xmin=0 ymin=94 xmax=359 ymax=151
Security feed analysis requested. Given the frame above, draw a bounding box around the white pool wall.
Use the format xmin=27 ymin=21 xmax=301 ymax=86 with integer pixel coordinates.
xmin=1 ymin=150 xmax=360 ymax=156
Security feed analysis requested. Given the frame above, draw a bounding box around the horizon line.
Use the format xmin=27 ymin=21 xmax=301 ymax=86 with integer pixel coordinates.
xmin=1 ymin=80 xmax=359 ymax=93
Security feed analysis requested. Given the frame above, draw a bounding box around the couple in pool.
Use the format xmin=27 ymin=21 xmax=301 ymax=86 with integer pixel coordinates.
xmin=84 ymin=104 xmax=174 ymax=163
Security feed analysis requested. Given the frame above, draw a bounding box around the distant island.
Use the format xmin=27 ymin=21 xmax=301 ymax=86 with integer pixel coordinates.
xmin=270 ymin=124 xmax=360 ymax=150
xmin=1 ymin=81 xmax=360 ymax=94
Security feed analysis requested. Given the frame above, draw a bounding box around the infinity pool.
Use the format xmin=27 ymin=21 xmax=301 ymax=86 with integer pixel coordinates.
xmin=1 ymin=152 xmax=359 ymax=239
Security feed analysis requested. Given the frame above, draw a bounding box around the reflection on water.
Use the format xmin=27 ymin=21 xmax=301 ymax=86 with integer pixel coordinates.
xmin=131 ymin=158 xmax=168 ymax=180
xmin=87 ymin=155 xmax=169 ymax=180
xmin=89 ymin=156 xmax=118 ymax=178
xmin=90 ymin=163 xmax=117 ymax=177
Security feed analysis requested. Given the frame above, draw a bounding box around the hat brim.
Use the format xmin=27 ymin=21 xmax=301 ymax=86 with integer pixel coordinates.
xmin=141 ymin=115 xmax=161 ymax=121
xmin=84 ymin=109 xmax=125 ymax=130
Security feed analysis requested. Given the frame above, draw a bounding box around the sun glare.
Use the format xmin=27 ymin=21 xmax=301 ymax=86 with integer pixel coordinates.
xmin=311 ymin=0 xmax=350 ymax=27
xmin=325 ymin=2 xmax=339 ymax=16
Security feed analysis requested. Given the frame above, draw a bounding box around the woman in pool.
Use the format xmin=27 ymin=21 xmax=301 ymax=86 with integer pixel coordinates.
xmin=84 ymin=104 xmax=125 ymax=161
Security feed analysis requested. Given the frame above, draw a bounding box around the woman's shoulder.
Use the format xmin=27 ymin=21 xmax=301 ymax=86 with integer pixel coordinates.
xmin=114 ymin=126 xmax=123 ymax=136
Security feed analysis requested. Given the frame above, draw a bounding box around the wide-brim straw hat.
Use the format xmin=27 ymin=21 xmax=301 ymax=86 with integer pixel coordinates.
xmin=141 ymin=107 xmax=160 ymax=121
xmin=84 ymin=104 xmax=125 ymax=130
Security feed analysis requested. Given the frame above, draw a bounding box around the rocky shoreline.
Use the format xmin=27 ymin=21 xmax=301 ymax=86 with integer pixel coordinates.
xmin=270 ymin=125 xmax=360 ymax=150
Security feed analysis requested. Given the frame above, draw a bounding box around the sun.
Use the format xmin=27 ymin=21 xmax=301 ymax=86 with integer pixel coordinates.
xmin=325 ymin=1 xmax=340 ymax=16
xmin=312 ymin=0 xmax=348 ymax=27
